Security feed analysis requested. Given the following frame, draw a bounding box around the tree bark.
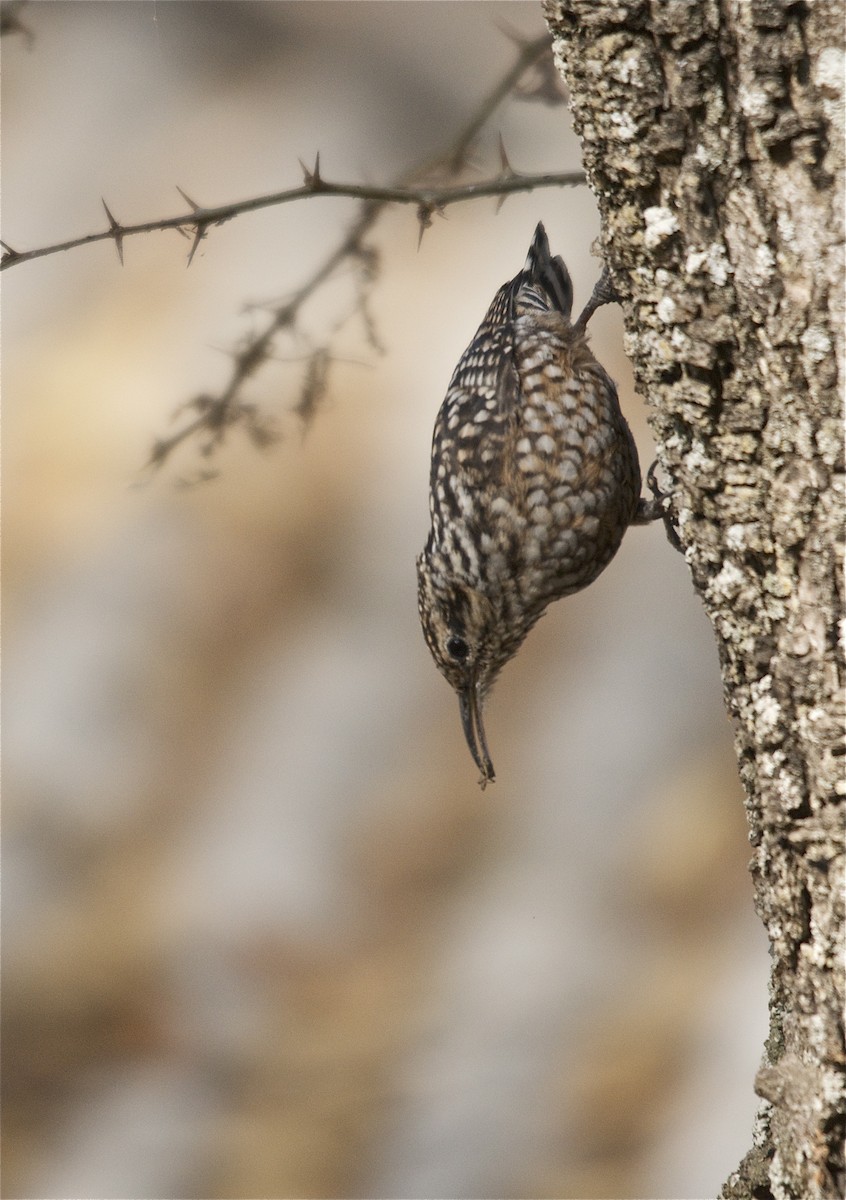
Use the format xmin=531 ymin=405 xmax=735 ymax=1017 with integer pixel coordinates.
xmin=543 ymin=3 xmax=844 ymax=1197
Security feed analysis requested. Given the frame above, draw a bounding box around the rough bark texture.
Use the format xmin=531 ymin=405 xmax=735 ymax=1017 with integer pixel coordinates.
xmin=543 ymin=3 xmax=844 ymax=1198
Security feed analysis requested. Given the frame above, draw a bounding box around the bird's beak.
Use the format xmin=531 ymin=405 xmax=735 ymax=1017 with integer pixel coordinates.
xmin=459 ymin=682 xmax=495 ymax=788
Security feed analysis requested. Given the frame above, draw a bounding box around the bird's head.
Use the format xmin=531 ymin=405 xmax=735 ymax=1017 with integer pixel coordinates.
xmin=416 ymin=553 xmax=506 ymax=787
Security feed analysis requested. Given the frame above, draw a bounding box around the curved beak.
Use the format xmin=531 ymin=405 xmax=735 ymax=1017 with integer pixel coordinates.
xmin=459 ymin=682 xmax=495 ymax=788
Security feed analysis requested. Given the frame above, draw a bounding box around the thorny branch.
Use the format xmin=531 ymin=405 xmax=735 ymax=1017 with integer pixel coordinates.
xmin=144 ymin=32 xmax=582 ymax=475
xmin=8 ymin=31 xmax=583 ymax=474
xmin=1 ymin=170 xmax=582 ymax=275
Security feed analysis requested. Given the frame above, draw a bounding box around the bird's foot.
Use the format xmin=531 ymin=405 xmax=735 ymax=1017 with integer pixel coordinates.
xmin=572 ymin=266 xmax=622 ymax=333
xmin=633 ymin=460 xmax=682 ymax=551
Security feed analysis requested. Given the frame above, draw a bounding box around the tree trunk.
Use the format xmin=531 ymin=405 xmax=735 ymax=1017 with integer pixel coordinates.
xmin=543 ymin=3 xmax=844 ymax=1197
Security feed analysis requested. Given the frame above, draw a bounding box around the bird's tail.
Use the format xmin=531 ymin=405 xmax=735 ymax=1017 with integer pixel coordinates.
xmin=520 ymin=222 xmax=573 ymax=318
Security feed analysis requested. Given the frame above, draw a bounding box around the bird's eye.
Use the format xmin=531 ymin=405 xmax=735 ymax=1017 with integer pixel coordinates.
xmin=446 ymin=635 xmax=469 ymax=661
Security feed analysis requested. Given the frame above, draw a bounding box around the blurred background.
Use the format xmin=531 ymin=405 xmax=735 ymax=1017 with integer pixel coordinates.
xmin=2 ymin=4 xmax=769 ymax=1198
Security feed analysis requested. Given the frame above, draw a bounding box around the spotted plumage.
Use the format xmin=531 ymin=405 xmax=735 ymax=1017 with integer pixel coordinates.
xmin=417 ymin=222 xmax=661 ymax=786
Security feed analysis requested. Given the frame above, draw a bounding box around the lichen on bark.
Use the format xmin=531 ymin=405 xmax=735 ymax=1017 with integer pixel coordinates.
xmin=543 ymin=2 xmax=845 ymax=1197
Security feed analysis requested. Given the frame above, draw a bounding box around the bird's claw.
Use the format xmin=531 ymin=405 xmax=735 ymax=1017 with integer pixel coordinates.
xmin=572 ymin=265 xmax=622 ymax=334
xmin=634 ymin=459 xmax=682 ymax=551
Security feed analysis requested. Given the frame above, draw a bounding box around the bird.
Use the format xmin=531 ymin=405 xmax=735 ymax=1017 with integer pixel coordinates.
xmin=416 ymin=222 xmax=664 ymax=788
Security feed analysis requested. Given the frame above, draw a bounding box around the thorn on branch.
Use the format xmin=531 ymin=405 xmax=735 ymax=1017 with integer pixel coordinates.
xmin=174 ymin=186 xmax=232 ymax=265
xmin=174 ymin=186 xmax=209 ymax=265
xmin=416 ymin=200 xmax=444 ymax=249
xmin=185 ymin=222 xmax=209 ymax=267
xmin=299 ymin=152 xmax=324 ymax=190
xmin=416 ymin=204 xmax=432 ymax=249
xmin=1 ymin=240 xmax=21 ymax=266
xmin=497 ymin=133 xmax=521 ymax=181
xmin=176 ymin=185 xmax=201 ymax=212
xmin=101 ymin=199 xmax=125 ymax=265
xmin=495 ymin=134 xmax=522 ymax=211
